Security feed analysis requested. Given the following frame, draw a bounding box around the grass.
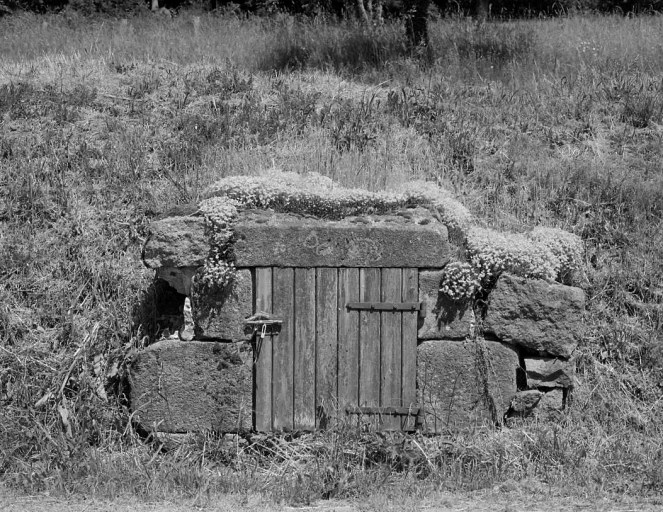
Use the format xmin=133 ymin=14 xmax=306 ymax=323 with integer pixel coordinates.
xmin=0 ymin=7 xmax=662 ymax=504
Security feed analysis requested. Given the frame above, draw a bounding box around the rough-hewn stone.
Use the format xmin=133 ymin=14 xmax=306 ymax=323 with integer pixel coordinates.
xmin=525 ymin=357 xmax=575 ymax=388
xmin=508 ymin=389 xmax=565 ymax=420
xmin=143 ymin=209 xmax=453 ymax=271
xmin=156 ymin=267 xmax=198 ymax=296
xmin=143 ymin=216 xmax=207 ymax=269
xmin=418 ymin=270 xmax=474 ymax=340
xmin=509 ymin=390 xmax=543 ymax=413
xmin=484 ymin=273 xmax=585 ymax=357
xmin=232 ymin=210 xmax=451 ymax=268
xmin=417 ymin=339 xmax=519 ymax=432
xmin=130 ymin=340 xmax=252 ymax=433
xmin=191 ymin=269 xmax=252 ymax=341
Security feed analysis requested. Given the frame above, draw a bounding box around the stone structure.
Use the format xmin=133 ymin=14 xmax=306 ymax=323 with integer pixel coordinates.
xmin=130 ymin=177 xmax=585 ymax=434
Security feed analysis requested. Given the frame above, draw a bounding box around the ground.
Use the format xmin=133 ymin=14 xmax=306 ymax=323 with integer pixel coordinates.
xmin=3 ymin=485 xmax=663 ymax=512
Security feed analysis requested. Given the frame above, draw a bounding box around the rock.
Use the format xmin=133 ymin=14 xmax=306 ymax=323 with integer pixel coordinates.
xmin=525 ymin=357 xmax=575 ymax=388
xmin=191 ymin=269 xmax=252 ymax=342
xmin=509 ymin=389 xmax=565 ymax=420
xmin=509 ymin=390 xmax=543 ymax=413
xmin=143 ymin=210 xmax=453 ymax=270
xmin=143 ymin=215 xmax=207 ymax=269
xmin=232 ymin=210 xmax=451 ymax=268
xmin=130 ymin=340 xmax=252 ymax=433
xmin=418 ymin=270 xmax=475 ymax=340
xmin=417 ymin=339 xmax=519 ymax=432
xmin=156 ymin=267 xmax=198 ymax=296
xmin=484 ymin=273 xmax=585 ymax=357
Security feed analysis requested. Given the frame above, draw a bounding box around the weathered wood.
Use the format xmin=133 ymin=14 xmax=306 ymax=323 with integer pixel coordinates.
xmin=272 ymin=268 xmax=294 ymax=431
xmin=316 ymin=268 xmax=338 ymax=428
xmin=338 ymin=268 xmax=359 ymax=422
xmin=380 ymin=268 xmax=402 ymax=430
xmin=359 ymin=269 xmax=381 ymax=430
xmin=294 ymin=268 xmax=316 ymax=430
xmin=401 ymin=268 xmax=418 ymax=430
xmin=254 ymin=268 xmax=273 ymax=432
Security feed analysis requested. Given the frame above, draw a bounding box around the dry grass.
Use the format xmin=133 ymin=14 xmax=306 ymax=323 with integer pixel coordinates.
xmin=0 ymin=8 xmax=662 ymax=503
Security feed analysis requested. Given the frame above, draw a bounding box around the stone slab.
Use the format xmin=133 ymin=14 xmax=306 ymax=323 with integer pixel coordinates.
xmin=484 ymin=273 xmax=585 ymax=358
xmin=143 ymin=216 xmax=207 ymax=269
xmin=130 ymin=339 xmax=252 ymax=433
xmin=142 ymin=209 xmax=453 ymax=270
xmin=191 ymin=269 xmax=253 ymax=341
xmin=417 ymin=339 xmax=519 ymax=432
xmin=418 ymin=270 xmax=475 ymax=340
xmin=525 ymin=357 xmax=575 ymax=388
xmin=232 ymin=210 xmax=451 ymax=268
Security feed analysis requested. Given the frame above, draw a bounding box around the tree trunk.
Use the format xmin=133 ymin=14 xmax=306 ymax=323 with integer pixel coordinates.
xmin=404 ymin=0 xmax=430 ymax=47
xmin=474 ymin=0 xmax=490 ymax=20
xmin=356 ymin=0 xmax=384 ymax=27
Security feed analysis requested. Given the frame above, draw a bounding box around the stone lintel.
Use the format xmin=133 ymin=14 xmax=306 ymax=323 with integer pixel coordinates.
xmin=232 ymin=210 xmax=451 ymax=268
xmin=143 ymin=209 xmax=453 ymax=270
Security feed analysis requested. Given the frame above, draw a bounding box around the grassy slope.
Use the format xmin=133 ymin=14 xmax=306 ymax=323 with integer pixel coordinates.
xmin=0 ymin=9 xmax=662 ymax=502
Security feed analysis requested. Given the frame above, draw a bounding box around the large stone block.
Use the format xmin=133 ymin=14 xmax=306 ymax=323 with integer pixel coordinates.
xmin=143 ymin=215 xmax=207 ymax=269
xmin=232 ymin=209 xmax=451 ymax=268
xmin=484 ymin=273 xmax=585 ymax=357
xmin=417 ymin=339 xmax=519 ymax=432
xmin=130 ymin=340 xmax=252 ymax=433
xmin=142 ymin=208 xmax=454 ymax=270
xmin=524 ymin=357 xmax=575 ymax=388
xmin=418 ymin=270 xmax=474 ymax=340
xmin=191 ymin=269 xmax=252 ymax=342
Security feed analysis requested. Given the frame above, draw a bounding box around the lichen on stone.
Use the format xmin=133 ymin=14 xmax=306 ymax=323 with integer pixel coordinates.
xmin=199 ymin=170 xmax=584 ymax=295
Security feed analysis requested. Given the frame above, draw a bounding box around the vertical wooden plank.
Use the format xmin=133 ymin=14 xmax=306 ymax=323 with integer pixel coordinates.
xmin=380 ymin=268 xmax=402 ymax=430
xmin=316 ymin=268 xmax=338 ymax=428
xmin=254 ymin=268 xmax=273 ymax=432
xmin=359 ymin=268 xmax=381 ymax=430
xmin=338 ymin=268 xmax=359 ymax=423
xmin=272 ymin=268 xmax=294 ymax=431
xmin=401 ymin=268 xmax=419 ymax=431
xmin=294 ymin=268 xmax=316 ymax=430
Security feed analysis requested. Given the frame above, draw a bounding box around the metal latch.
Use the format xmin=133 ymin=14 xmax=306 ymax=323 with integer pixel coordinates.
xmin=244 ymin=312 xmax=283 ymax=339
xmin=346 ymin=302 xmax=423 ymax=312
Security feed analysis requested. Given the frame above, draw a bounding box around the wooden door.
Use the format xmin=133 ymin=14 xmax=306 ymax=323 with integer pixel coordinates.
xmin=253 ymin=267 xmax=419 ymax=432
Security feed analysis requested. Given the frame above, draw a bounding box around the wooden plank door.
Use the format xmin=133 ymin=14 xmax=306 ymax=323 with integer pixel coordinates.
xmin=252 ymin=267 xmax=418 ymax=432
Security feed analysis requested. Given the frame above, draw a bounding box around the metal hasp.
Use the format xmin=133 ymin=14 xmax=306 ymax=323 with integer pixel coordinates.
xmin=346 ymin=301 xmax=423 ymax=312
xmin=244 ymin=313 xmax=283 ymax=338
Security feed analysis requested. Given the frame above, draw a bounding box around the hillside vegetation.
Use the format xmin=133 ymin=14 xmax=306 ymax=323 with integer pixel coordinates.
xmin=0 ymin=10 xmax=662 ymax=503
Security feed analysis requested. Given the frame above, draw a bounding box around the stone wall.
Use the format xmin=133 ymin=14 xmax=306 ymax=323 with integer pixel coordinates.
xmin=131 ymin=205 xmax=585 ymax=434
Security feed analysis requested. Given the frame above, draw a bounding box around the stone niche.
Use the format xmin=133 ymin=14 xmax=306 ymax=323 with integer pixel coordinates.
xmin=131 ymin=206 xmax=585 ymax=434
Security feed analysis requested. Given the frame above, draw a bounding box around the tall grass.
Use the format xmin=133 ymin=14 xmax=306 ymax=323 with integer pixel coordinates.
xmin=1 ymin=9 xmax=662 ymax=502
